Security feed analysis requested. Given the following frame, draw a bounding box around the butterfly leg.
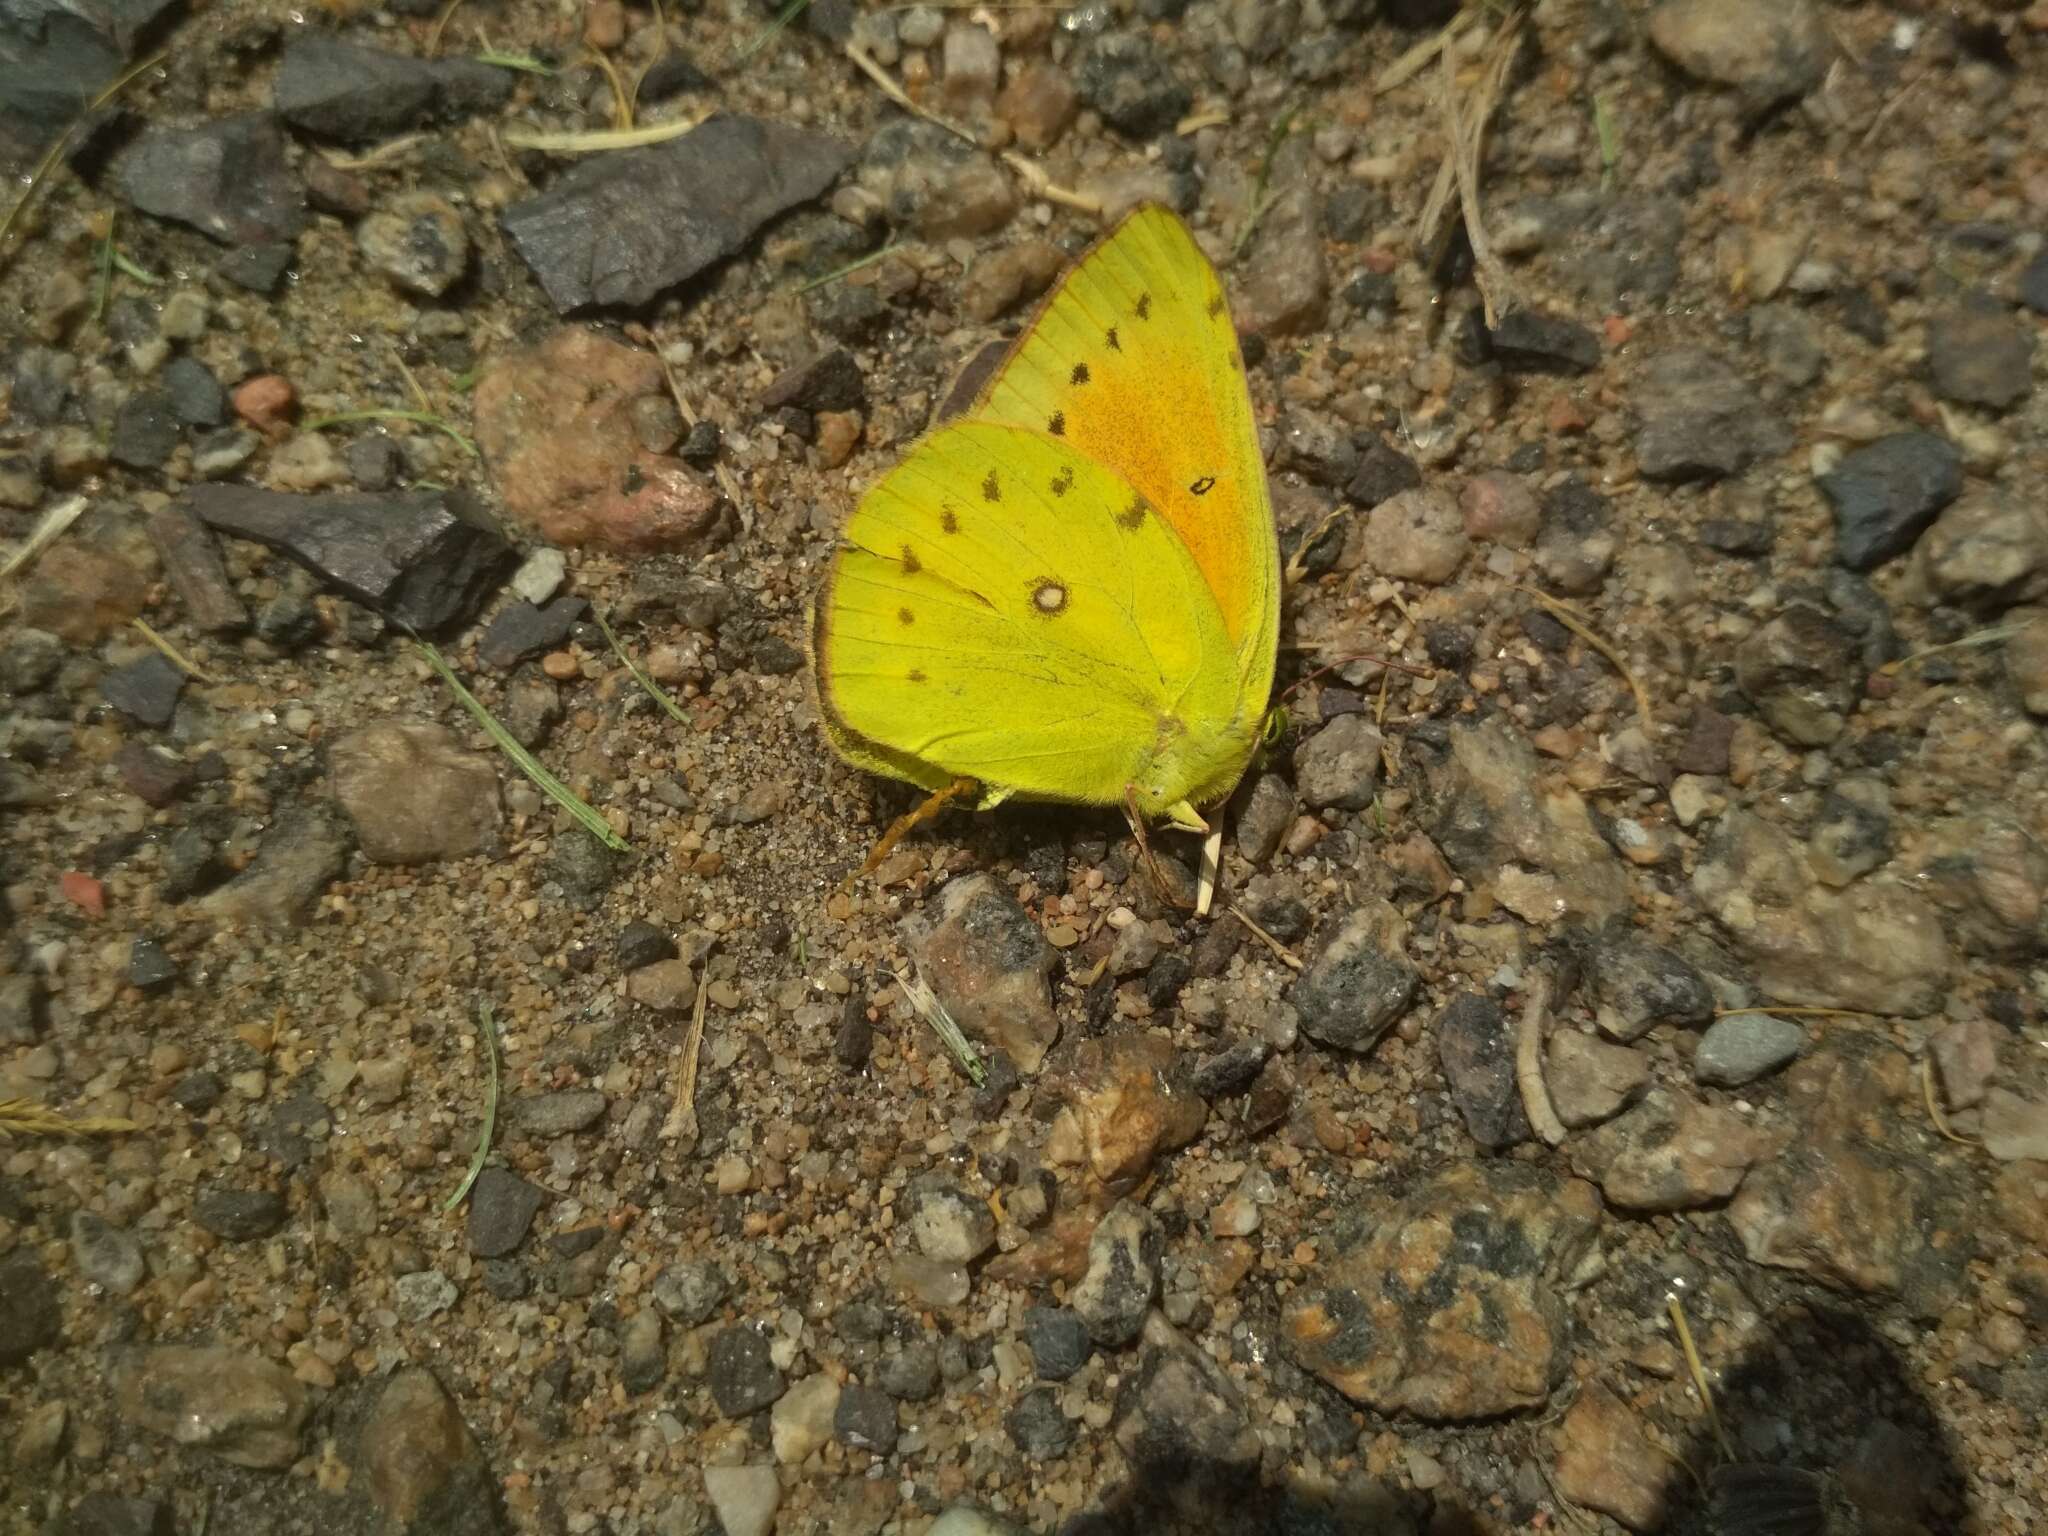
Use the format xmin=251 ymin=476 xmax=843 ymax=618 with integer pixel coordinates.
xmin=855 ymin=776 xmax=980 ymax=883
xmin=1124 ymin=786 xmax=1196 ymax=912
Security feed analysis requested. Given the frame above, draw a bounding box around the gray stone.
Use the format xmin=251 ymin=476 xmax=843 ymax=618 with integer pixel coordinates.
xmin=466 ymin=1167 xmax=546 ymax=1257
xmin=193 ymin=1185 xmax=287 ymax=1241
xmin=1075 ymin=32 xmax=1190 ymax=139
xmin=275 ymin=34 xmax=513 ymax=142
xmin=1071 ymin=1200 xmax=1160 ymax=1346
xmin=906 ymin=1175 xmax=996 ymax=1264
xmin=507 ymin=1089 xmax=608 ymax=1138
xmin=0 ymin=1252 xmax=62 ymax=1365
xmin=1818 ymin=432 xmax=1962 ymax=570
xmin=707 ymin=1326 xmax=786 ymax=1416
xmin=1434 ymin=993 xmax=1529 ymax=1150
xmin=1005 ymin=1387 xmax=1075 ymax=1460
xmin=1693 ymin=1013 xmax=1805 ymax=1087
xmin=1590 ymin=935 xmax=1714 ymax=1042
xmin=115 ymin=1345 xmax=308 ymax=1468
xmin=1735 ymin=603 xmax=1858 ymax=746
xmin=1293 ymin=902 xmax=1417 ymax=1052
xmin=70 ymin=1211 xmax=146 ymax=1295
xmin=1022 ymin=1305 xmax=1091 ymax=1381
xmin=1293 ymin=713 xmax=1384 ymax=811
xmin=1634 ymin=348 xmax=1791 ymax=482
xmin=833 ymin=1381 xmax=898 ymax=1453
xmin=115 ymin=113 xmax=305 ymax=247
xmin=1926 ymin=299 xmax=2035 ymax=410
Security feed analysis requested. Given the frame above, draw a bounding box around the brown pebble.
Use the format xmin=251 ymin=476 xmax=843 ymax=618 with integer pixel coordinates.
xmin=541 ymin=651 xmax=580 ymax=680
xmin=232 ymin=374 xmax=296 ymax=433
xmin=584 ymin=0 xmax=625 ymax=49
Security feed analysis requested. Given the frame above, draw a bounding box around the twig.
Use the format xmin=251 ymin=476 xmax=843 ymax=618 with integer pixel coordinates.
xmin=1511 ymin=584 xmax=1651 ymax=725
xmin=1175 ymin=108 xmax=1231 ymax=134
xmin=1515 ymin=973 xmax=1566 ymax=1146
xmin=426 ymin=0 xmax=465 ymax=57
xmin=591 ymin=608 xmax=690 ymax=725
xmin=1666 ymin=1294 xmax=1732 ymax=1463
xmin=131 ymin=618 xmax=223 ymax=684
xmin=441 ymin=1002 xmax=500 ymax=1211
xmin=1440 ymin=14 xmax=1520 ymax=327
xmin=414 ymin=639 xmax=630 ymax=850
xmin=0 ymin=495 xmax=88 ymax=584
xmin=1879 ymin=621 xmax=2027 ymax=677
xmin=0 ymin=1098 xmax=140 ymax=1142
xmin=1001 ymin=151 xmax=1103 ymax=214
xmin=1224 ymin=903 xmax=1304 ymax=971
xmin=893 ymin=963 xmax=986 ymax=1085
xmin=1921 ymin=1054 xmax=1976 ymax=1146
xmin=660 ymin=963 xmax=711 ymax=1141
xmin=320 ymin=136 xmax=425 ymax=170
xmin=1711 ymin=1006 xmax=1867 ymax=1021
xmin=501 ymin=116 xmax=708 ymax=153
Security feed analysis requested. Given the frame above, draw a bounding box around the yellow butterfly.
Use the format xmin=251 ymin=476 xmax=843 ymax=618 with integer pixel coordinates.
xmin=807 ymin=205 xmax=1279 ymax=865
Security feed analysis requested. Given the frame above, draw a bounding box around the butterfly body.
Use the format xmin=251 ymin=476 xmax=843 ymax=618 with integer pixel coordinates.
xmin=809 ymin=206 xmax=1278 ymax=835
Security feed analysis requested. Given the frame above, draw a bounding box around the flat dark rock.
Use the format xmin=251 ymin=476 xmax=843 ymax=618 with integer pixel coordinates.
xmin=147 ymin=502 xmax=248 ymax=632
xmin=478 ymin=595 xmax=588 ymax=670
xmin=1487 ymin=308 xmax=1601 ymax=374
xmin=188 ymin=484 xmax=512 ymax=633
xmin=99 ymin=652 xmax=184 ymax=727
xmin=115 ymin=112 xmax=305 ymax=246
xmin=0 ymin=0 xmax=179 ymax=159
xmin=274 ymin=33 xmax=512 ymax=142
xmin=1817 ymin=431 xmax=1963 ymax=571
xmin=502 ymin=113 xmax=857 ymax=312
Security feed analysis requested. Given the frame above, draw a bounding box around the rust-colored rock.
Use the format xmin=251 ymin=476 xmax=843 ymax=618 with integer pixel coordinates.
xmin=1051 ymin=1033 xmax=1206 ymax=1195
xmin=472 ymin=328 xmax=727 ymax=552
xmin=1553 ymin=1384 xmax=1671 ymax=1532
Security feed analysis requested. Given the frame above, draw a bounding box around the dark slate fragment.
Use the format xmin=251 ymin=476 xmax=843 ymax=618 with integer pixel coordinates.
xmin=501 ymin=113 xmax=856 ymax=312
xmin=478 ymin=595 xmax=588 ymax=670
xmin=193 ymin=1184 xmax=287 ymax=1240
xmin=274 ymin=33 xmax=513 ymax=141
xmin=616 ymin=920 xmax=677 ymax=970
xmin=706 ymin=1326 xmax=785 ymax=1417
xmin=0 ymin=1251 xmax=62 ymax=1365
xmin=0 ymin=0 xmax=178 ymax=156
xmin=1486 ymin=308 xmax=1601 ymax=374
xmin=1344 ymin=436 xmax=1422 ymax=507
xmin=834 ymin=1381 xmax=899 ymax=1453
xmin=1074 ymin=32 xmax=1191 ymax=139
xmin=109 ymin=388 xmax=179 ymax=468
xmin=162 ymin=354 xmax=226 ymax=426
xmin=468 ymin=1167 xmax=546 ymax=1256
xmin=637 ymin=50 xmax=713 ymax=101
xmin=1925 ymin=297 xmax=2035 ymax=410
xmin=762 ymin=347 xmax=865 ymax=413
xmin=115 ymin=741 xmax=193 ymax=806
xmin=129 ymin=937 xmax=178 ymax=990
xmin=99 ymin=651 xmax=184 ymax=727
xmin=1817 ymin=431 xmax=1963 ymax=571
xmin=1434 ymin=993 xmax=1529 ymax=1151
xmin=216 ymin=240 xmax=295 ymax=293
xmin=188 ymin=484 xmax=512 ymax=633
xmin=2021 ymin=250 xmax=2048 ymax=317
xmin=115 ymin=112 xmax=305 ymax=245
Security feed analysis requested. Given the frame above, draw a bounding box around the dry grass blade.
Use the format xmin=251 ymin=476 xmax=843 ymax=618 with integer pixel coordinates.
xmin=583 ymin=46 xmax=634 ymax=129
xmin=131 ymin=618 xmax=223 ymax=684
xmin=1438 ymin=10 xmax=1521 ymax=327
xmin=845 ymin=41 xmax=1098 ymax=214
xmin=1176 ymin=107 xmax=1231 ymax=134
xmin=1711 ymin=1006 xmax=1869 ymax=1021
xmin=1515 ymin=973 xmax=1566 ymax=1147
xmin=648 ymin=345 xmax=750 ymax=532
xmin=1511 ymin=583 xmax=1652 ymax=725
xmin=1667 ymin=1294 xmax=1733 ymax=1463
xmin=893 ymin=963 xmax=986 ymax=1085
xmin=321 ymin=136 xmax=426 ymax=171
xmin=1196 ymin=825 xmax=1223 ymax=918
xmin=441 ymin=1002 xmax=500 ymax=1211
xmin=415 ymin=638 xmax=631 ymax=851
xmin=796 ymin=242 xmax=904 ymax=294
xmin=1878 ymin=621 xmax=2028 ymax=678
xmin=661 ymin=964 xmax=711 ymax=1141
xmin=426 ymin=0 xmax=465 ymax=57
xmin=0 ymin=1097 xmax=141 ymax=1142
xmin=1284 ymin=503 xmax=1349 ymax=585
xmin=1375 ymin=3 xmax=1475 ymax=93
xmin=736 ymin=0 xmax=810 ymax=62
xmin=502 ymin=116 xmax=708 ymax=153
xmin=0 ymin=494 xmax=88 ymax=584
xmin=591 ymin=608 xmax=690 ymax=725
xmin=1225 ymin=903 xmax=1304 ymax=971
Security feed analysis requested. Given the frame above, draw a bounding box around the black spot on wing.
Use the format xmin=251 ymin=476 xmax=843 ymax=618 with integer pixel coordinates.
xmin=1135 ymin=293 xmax=1152 ymax=320
xmin=900 ymin=544 xmax=921 ymax=573
xmin=1207 ymin=291 xmax=1225 ymax=318
xmin=907 ymin=668 xmax=926 ymax=683
xmin=1105 ymin=326 xmax=1120 ymax=352
xmin=1048 ymin=411 xmax=1065 ymax=437
xmin=1190 ymin=475 xmax=1217 ymax=496
xmin=981 ymin=469 xmax=1001 ymax=502
xmin=1116 ymin=494 xmax=1147 ymax=531
xmin=897 ymin=607 xmax=915 ymax=626
xmin=1050 ymin=466 xmax=1074 ymax=497
xmin=939 ymin=508 xmax=959 ymax=534
xmin=1071 ymin=363 xmax=1090 ymax=385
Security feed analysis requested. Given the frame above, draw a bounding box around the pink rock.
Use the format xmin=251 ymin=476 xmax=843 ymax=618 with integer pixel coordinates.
xmin=472 ymin=329 xmax=727 ymax=553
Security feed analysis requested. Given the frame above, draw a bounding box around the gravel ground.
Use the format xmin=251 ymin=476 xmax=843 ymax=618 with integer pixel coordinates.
xmin=3 ymin=2 xmax=2047 ymax=1535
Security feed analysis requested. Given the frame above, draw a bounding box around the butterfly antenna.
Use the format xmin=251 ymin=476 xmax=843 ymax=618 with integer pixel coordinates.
xmin=848 ymin=777 xmax=980 ymax=890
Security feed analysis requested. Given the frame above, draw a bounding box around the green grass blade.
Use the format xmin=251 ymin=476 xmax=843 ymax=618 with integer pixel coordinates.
xmin=442 ymin=1001 xmax=500 ymax=1213
xmin=305 ymin=408 xmax=480 ymax=459
xmin=415 ymin=638 xmax=630 ymax=850
xmin=590 ymin=608 xmax=690 ymax=726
